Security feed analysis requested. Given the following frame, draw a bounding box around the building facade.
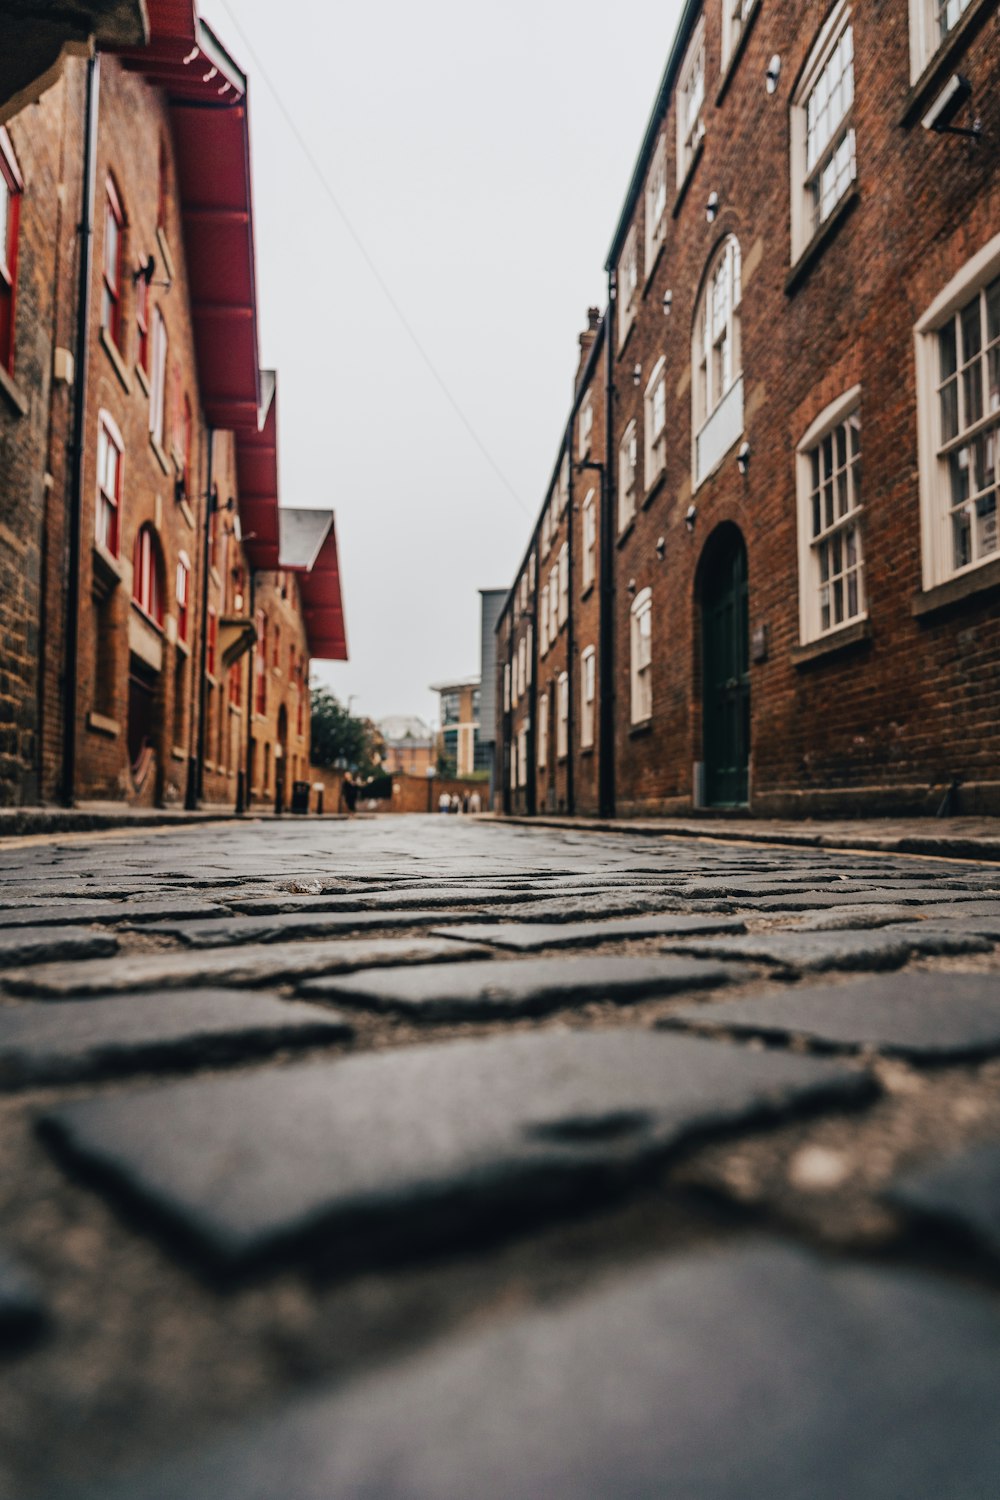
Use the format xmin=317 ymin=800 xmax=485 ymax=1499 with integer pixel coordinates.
xmin=498 ymin=0 xmax=999 ymax=819
xmin=0 ymin=1 xmax=347 ymax=810
xmin=379 ymin=716 xmax=436 ymax=777
xmin=432 ymin=677 xmax=488 ymax=778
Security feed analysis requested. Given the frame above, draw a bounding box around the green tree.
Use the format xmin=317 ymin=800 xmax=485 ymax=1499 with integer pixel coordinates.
xmin=310 ymin=687 xmax=384 ymax=779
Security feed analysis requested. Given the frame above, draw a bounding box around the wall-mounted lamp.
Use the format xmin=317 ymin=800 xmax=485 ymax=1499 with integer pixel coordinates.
xmin=765 ymin=55 xmax=781 ymax=95
xmin=627 ymin=577 xmax=637 ymax=595
xmin=662 ymin=289 xmax=673 ymax=315
xmin=685 ymin=504 xmax=697 ymax=533
xmin=706 ymin=192 xmax=719 ymax=223
xmin=921 ymin=74 xmax=982 ymax=139
xmin=632 ymin=363 xmax=642 ymax=387
xmin=656 ymin=535 xmax=666 ymax=559
xmin=737 ymin=441 xmax=751 ymax=476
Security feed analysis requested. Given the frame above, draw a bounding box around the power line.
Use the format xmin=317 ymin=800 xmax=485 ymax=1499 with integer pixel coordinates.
xmin=216 ymin=0 xmax=530 ymax=519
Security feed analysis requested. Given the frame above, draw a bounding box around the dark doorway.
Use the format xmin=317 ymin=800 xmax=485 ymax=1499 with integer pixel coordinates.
xmin=128 ymin=655 xmax=158 ymax=791
xmin=701 ymin=527 xmax=749 ymax=807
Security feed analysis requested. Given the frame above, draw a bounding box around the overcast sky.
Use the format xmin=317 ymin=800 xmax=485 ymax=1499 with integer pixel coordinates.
xmin=198 ymin=0 xmax=684 ymax=729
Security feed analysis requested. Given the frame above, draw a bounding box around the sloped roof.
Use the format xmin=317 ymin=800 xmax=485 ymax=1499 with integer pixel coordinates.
xmin=279 ymin=507 xmax=348 ymax=663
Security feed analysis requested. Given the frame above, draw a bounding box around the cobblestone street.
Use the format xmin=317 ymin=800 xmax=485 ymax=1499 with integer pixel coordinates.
xmin=2 ymin=814 xmax=1000 ymax=1496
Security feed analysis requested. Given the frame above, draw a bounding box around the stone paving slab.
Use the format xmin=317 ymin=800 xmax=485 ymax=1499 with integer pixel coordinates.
xmin=55 ymin=1241 xmax=1000 ymax=1499
xmin=497 ymin=894 xmax=693 ymax=922
xmin=430 ymin=914 xmax=747 ymax=951
xmin=662 ymin=971 xmax=1000 ymax=1060
xmin=137 ymin=909 xmax=478 ymax=947
xmin=2 ymin=937 xmax=490 ymax=998
xmin=659 ymin=927 xmax=991 ymax=974
xmin=0 ymin=1251 xmax=46 ymax=1353
xmin=0 ymin=899 xmax=232 ymax=929
xmin=299 ymin=955 xmax=748 ymax=1020
xmin=0 ymin=926 xmax=118 ymax=966
xmin=887 ymin=1142 xmax=1000 ymax=1260
xmin=38 ymin=1033 xmax=870 ymax=1277
xmin=0 ymin=990 xmax=352 ymax=1088
xmin=745 ymin=888 xmax=996 ymax=913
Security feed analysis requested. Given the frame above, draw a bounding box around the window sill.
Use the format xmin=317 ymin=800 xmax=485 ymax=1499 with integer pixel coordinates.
xmin=785 ymin=187 xmax=859 ymax=296
xmin=100 ymin=327 xmax=131 ymax=394
xmin=156 ymin=225 xmax=176 ymax=284
xmin=629 ymin=718 xmax=653 ymax=738
xmin=791 ymin=616 xmax=871 ymax=667
xmin=86 ymin=711 xmax=119 ymax=738
xmin=643 ymin=470 xmax=666 ymax=508
xmin=580 ymin=743 xmax=595 ymax=757
xmin=580 ymin=581 xmax=594 ymax=602
xmin=179 ymin=498 xmax=195 ymax=530
xmin=135 ymin=362 xmax=150 ymax=397
xmin=130 ymin=598 xmax=165 ymax=636
xmin=0 ymin=363 xmax=28 ymax=417
xmin=150 ymin=434 xmax=171 ymax=475
xmin=92 ymin=542 xmax=123 ymax=594
xmin=900 ymin=0 xmax=996 ymax=127
xmin=171 ymin=745 xmax=186 ymax=762
xmin=715 ymin=0 xmax=761 ymax=106
xmin=672 ymin=137 xmax=704 ymax=220
xmin=912 ymin=556 xmax=1000 ymax=618
xmin=616 ymin=516 xmax=636 ymax=547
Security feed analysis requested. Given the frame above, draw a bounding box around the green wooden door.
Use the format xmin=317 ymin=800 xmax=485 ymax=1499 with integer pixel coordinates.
xmin=702 ymin=533 xmax=749 ymax=807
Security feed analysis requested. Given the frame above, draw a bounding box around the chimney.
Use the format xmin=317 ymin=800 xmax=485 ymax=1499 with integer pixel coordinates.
xmin=575 ymin=307 xmax=602 ymax=392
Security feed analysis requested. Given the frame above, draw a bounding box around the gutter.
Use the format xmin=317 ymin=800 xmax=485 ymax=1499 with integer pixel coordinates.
xmin=599 ymin=269 xmax=617 ymax=818
xmin=63 ymin=53 xmax=100 ymax=807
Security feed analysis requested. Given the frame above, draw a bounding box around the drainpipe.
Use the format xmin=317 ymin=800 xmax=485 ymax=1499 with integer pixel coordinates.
xmin=62 ymin=53 xmax=100 ymax=807
xmin=599 ymin=268 xmax=617 ymax=819
xmin=243 ymin=568 xmax=256 ymax=812
xmin=527 ymin=592 xmax=537 ymax=818
xmin=192 ymin=428 xmax=215 ymax=805
xmin=564 ymin=427 xmax=575 ymax=816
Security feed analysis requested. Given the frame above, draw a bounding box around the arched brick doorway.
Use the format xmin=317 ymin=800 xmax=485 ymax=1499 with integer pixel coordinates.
xmin=698 ymin=523 xmax=749 ymax=808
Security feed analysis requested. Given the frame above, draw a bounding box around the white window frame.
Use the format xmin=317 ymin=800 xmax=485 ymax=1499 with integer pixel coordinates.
xmin=692 ymin=236 xmax=743 ymax=487
xmin=149 ymin=307 xmax=168 ymax=448
xmin=525 ymin=623 xmax=533 ymax=685
xmin=558 ymin=541 xmax=569 ymax=626
xmin=528 ymin=552 xmax=536 ymax=591
xmin=907 ymin=0 xmax=973 ymax=82
xmin=914 ymin=231 xmax=1000 ymax=591
xmin=510 ymin=738 xmax=517 ymax=790
xmin=558 ymin=452 xmax=570 ymax=516
xmin=579 ymin=393 xmax=593 ymax=459
xmin=517 ymin=636 xmax=526 ymax=697
xmin=722 ymin=0 xmax=759 ymax=72
xmin=795 ymin=385 xmax=866 ymax=643
xmin=618 ymin=226 xmax=639 ymax=349
xmin=644 ymin=134 xmax=667 ymax=278
xmin=540 ymin=577 xmax=550 ymax=656
xmin=580 ymin=646 xmax=596 ymax=749
xmin=538 ymin=692 xmax=548 ymax=769
xmin=96 ymin=408 xmax=124 ymax=557
xmin=644 ymin=356 xmax=667 ymax=488
xmin=503 ymin=661 xmax=511 ymax=712
xmin=549 ymin=568 xmax=559 ymax=642
xmin=676 ymin=17 xmax=706 ymax=188
xmin=790 ymin=0 xmax=856 ymax=265
xmin=618 ymin=419 xmax=638 ymax=531
xmin=517 ymin=725 xmax=528 ymax=787
xmin=556 ymin=672 xmax=569 ymax=760
xmin=582 ymin=489 xmax=597 ymax=591
xmin=630 ymin=587 xmax=653 ymax=725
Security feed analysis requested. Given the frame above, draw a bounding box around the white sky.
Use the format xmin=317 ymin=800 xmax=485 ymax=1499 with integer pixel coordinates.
xmin=198 ymin=0 xmax=684 ymax=728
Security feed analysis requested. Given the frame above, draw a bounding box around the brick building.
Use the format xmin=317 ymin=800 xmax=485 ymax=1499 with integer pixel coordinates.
xmin=379 ymin=717 xmax=436 ymax=777
xmin=0 ymin=0 xmax=347 ymax=810
xmin=498 ymin=0 xmax=999 ymax=819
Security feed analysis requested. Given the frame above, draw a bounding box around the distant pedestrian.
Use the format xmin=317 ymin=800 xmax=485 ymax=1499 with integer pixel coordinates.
xmin=450 ymin=794 xmax=460 ymax=814
xmin=438 ymin=790 xmax=450 ymax=814
xmin=462 ymin=792 xmax=470 ymax=814
xmin=469 ymin=790 xmax=482 ymax=814
xmin=341 ymin=772 xmax=358 ymax=815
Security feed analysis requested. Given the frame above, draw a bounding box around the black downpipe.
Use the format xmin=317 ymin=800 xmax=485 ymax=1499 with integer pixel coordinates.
xmin=63 ymin=54 xmax=100 ymax=807
xmin=243 ymin=568 xmax=256 ymax=812
xmin=599 ymin=269 xmax=617 ymax=818
xmin=527 ymin=567 xmax=537 ymax=817
xmin=192 ymin=429 xmax=215 ymax=805
xmin=564 ymin=429 xmax=575 ymax=815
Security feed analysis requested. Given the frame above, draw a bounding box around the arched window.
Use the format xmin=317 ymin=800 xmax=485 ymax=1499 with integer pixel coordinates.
xmin=132 ymin=523 xmax=164 ymax=626
xmin=644 ymin=356 xmax=667 ymax=487
xmin=582 ymin=489 xmax=597 ymax=590
xmin=580 ymin=646 xmax=596 ymax=749
xmin=630 ymin=587 xmax=653 ymax=725
xmin=556 ymin=672 xmax=569 ymax=759
xmin=692 ymin=236 xmax=743 ymax=487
